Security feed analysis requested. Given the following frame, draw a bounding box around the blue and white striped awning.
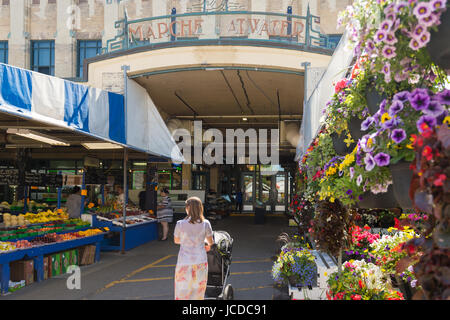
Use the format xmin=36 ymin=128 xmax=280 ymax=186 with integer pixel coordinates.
xmin=0 ymin=63 xmax=183 ymax=162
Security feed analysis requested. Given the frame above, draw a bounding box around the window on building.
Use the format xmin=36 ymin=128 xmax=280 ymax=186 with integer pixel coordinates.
xmin=31 ymin=40 xmax=55 ymax=76
xmin=77 ymin=40 xmax=102 ymax=78
xmin=0 ymin=42 xmax=7 ymax=64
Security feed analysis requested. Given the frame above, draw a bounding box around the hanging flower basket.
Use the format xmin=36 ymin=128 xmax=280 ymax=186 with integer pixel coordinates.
xmin=356 ymin=185 xmax=399 ymax=209
xmin=348 ymin=116 xmax=364 ymax=141
xmin=427 ymin=8 xmax=450 ymax=71
xmin=331 ymin=132 xmax=355 ymax=156
xmin=366 ymin=87 xmax=386 ymax=115
xmin=389 ymin=161 xmax=413 ymax=209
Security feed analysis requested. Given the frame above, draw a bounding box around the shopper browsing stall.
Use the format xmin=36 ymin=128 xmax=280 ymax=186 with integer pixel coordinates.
xmin=174 ymin=197 xmax=214 ymax=300
xmin=157 ymin=187 xmax=173 ymax=241
xmin=66 ymin=186 xmax=86 ymax=219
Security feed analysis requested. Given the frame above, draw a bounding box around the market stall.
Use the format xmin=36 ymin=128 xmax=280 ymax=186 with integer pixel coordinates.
xmin=0 ymin=62 xmax=183 ymax=293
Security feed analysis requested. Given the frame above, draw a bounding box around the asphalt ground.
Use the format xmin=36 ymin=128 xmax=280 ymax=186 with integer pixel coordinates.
xmin=1 ymin=214 xmax=292 ymax=300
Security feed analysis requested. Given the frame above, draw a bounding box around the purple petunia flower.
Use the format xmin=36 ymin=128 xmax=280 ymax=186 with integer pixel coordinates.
xmin=409 ymin=91 xmax=430 ymax=111
xmin=409 ymin=38 xmax=421 ymax=50
xmin=382 ymin=62 xmax=391 ymax=82
xmin=436 ymin=89 xmax=450 ymax=105
xmin=389 ymin=100 xmax=404 ymax=115
xmin=366 ymin=39 xmax=376 ymax=52
xmin=391 ymin=128 xmax=407 ymax=144
xmin=346 ymin=189 xmax=353 ymax=196
xmin=374 ymin=152 xmax=390 ymax=167
xmin=394 ymin=90 xmax=410 ymax=102
xmin=412 ymin=25 xmax=426 ymax=38
xmin=380 ymin=20 xmax=393 ymax=31
xmin=381 ymin=117 xmax=399 ymax=130
xmin=411 ymin=280 xmax=418 ymax=288
xmin=395 ymin=1 xmax=408 ymax=13
xmin=430 ymin=0 xmax=447 ymax=11
xmin=424 ymin=100 xmax=444 ymax=116
xmin=365 ymin=153 xmax=376 ymax=171
xmin=357 ymin=175 xmax=363 ymax=186
xmin=413 ymin=2 xmax=433 ymax=19
xmin=417 ymin=30 xmax=431 ymax=46
xmin=361 ymin=117 xmax=375 ymax=131
xmin=419 ymin=13 xmax=439 ymax=27
xmin=384 ymin=32 xmax=398 ymax=45
xmin=382 ymin=45 xmax=396 ymax=59
xmin=417 ymin=115 xmax=437 ymax=132
xmin=350 ymin=167 xmax=355 ymax=179
xmin=375 ymin=29 xmax=387 ymax=43
xmin=436 ymin=110 xmax=448 ymax=125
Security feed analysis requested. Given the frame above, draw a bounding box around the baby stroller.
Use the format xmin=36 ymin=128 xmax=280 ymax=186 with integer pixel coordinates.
xmin=205 ymin=231 xmax=234 ymax=300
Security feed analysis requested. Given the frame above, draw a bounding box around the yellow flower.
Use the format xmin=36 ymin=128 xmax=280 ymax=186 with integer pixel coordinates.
xmin=344 ymin=134 xmax=354 ymax=147
xmin=443 ymin=116 xmax=450 ymax=125
xmin=406 ymin=144 xmax=414 ymax=149
xmin=381 ymin=113 xmax=391 ymax=123
xmin=330 ymin=197 xmax=335 ymax=203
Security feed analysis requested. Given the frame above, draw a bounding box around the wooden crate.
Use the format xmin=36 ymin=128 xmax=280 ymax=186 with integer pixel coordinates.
xmin=79 ymin=245 xmax=96 ymax=266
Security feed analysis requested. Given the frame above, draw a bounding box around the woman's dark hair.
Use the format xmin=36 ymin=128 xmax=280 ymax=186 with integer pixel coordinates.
xmin=73 ymin=186 xmax=81 ymax=194
xmin=162 ymin=187 xmax=169 ymax=194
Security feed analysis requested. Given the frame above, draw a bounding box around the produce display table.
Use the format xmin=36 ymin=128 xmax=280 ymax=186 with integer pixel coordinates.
xmin=92 ymin=215 xmax=158 ymax=251
xmin=0 ymin=233 xmax=105 ymax=295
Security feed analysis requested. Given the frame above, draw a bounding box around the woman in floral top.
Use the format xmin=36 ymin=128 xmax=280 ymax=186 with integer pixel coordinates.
xmin=174 ymin=196 xmax=214 ymax=300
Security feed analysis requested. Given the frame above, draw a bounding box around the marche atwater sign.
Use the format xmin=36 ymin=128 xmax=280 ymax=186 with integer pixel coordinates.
xmin=128 ymin=15 xmax=308 ymax=43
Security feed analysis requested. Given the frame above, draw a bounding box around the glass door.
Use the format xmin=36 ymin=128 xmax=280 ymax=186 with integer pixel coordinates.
xmin=242 ymin=172 xmax=255 ymax=211
xmin=275 ymin=173 xmax=287 ymax=212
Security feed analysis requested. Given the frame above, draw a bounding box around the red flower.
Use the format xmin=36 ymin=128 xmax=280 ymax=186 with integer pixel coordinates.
xmin=363 ymin=225 xmax=370 ymax=230
xmin=433 ymin=174 xmax=446 ymax=187
xmin=335 ymin=79 xmax=347 ymax=93
xmin=351 ymin=294 xmax=362 ymax=300
xmin=358 ymin=280 xmax=364 ymax=289
xmin=422 ymin=145 xmax=433 ymax=161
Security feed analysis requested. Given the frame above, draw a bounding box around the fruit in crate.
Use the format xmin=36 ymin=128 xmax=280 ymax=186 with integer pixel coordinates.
xmin=14 ymin=240 xmax=32 ymax=249
xmin=0 ymin=241 xmax=16 ymax=253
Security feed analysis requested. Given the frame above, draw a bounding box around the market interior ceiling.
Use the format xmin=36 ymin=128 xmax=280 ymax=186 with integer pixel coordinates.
xmin=134 ymin=68 xmax=304 ymax=162
xmin=0 ymin=112 xmax=147 ymax=162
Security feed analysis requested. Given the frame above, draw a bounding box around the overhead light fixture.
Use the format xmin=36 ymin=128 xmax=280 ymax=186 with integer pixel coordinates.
xmin=7 ymin=129 xmax=70 ymax=146
xmin=242 ymin=117 xmax=248 ymax=121
xmin=81 ymin=142 xmax=123 ymax=150
xmin=5 ymin=144 xmax=49 ymax=149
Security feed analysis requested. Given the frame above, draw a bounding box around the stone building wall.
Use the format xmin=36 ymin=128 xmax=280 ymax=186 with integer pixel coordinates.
xmin=0 ymin=0 xmax=351 ymax=78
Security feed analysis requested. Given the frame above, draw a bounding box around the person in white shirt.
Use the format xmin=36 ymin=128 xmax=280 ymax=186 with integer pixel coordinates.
xmin=173 ymin=197 xmax=214 ymax=300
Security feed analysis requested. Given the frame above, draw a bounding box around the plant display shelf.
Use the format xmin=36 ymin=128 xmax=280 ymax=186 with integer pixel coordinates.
xmin=288 ymin=250 xmax=338 ymax=300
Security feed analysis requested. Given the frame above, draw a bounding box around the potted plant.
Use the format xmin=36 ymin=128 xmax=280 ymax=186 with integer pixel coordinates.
xmin=271 ymin=246 xmax=317 ymax=289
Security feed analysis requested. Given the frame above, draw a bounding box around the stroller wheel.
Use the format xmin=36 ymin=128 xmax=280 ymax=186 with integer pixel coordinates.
xmin=223 ymin=284 xmax=234 ymax=300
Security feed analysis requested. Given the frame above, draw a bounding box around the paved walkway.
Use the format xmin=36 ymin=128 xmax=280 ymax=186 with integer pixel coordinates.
xmin=1 ymin=214 xmax=291 ymax=300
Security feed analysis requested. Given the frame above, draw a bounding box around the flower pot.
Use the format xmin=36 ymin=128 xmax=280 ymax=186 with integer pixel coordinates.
xmin=366 ymin=88 xmax=386 ymax=115
xmin=389 ymin=161 xmax=413 ymax=209
xmin=348 ymin=117 xmax=364 ymax=141
xmin=427 ymin=8 xmax=450 ymax=71
xmin=356 ymin=185 xmax=399 ymax=209
xmin=331 ymin=132 xmax=355 ymax=156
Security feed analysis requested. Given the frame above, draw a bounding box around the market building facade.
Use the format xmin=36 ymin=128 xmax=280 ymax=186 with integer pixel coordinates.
xmin=0 ymin=0 xmax=350 ymax=213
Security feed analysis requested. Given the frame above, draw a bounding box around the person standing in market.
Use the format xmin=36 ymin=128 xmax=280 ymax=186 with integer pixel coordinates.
xmin=157 ymin=187 xmax=173 ymax=241
xmin=174 ymin=196 xmax=214 ymax=300
xmin=66 ymin=186 xmax=84 ymax=219
xmin=236 ymin=188 xmax=243 ymax=214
